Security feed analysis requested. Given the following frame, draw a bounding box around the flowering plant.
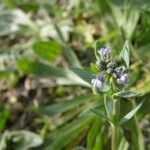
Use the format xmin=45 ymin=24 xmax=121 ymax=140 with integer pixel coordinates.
xmin=69 ymin=41 xmax=144 ymax=150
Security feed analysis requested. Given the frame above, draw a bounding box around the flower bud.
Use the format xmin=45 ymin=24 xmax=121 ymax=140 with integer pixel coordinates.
xmin=114 ymin=67 xmax=125 ymax=78
xmin=91 ymin=75 xmax=105 ymax=91
xmin=99 ymin=60 xmax=107 ymax=70
xmin=98 ymin=47 xmax=111 ymax=58
xmin=106 ymin=62 xmax=114 ymax=69
xmin=107 ymin=68 xmax=113 ymax=74
xmin=117 ymin=73 xmax=129 ymax=85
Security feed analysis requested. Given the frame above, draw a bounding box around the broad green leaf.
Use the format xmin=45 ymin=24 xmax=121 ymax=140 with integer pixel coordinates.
xmin=33 ymin=41 xmax=61 ymax=62
xmin=119 ymin=100 xmax=144 ymax=125
xmin=95 ymin=41 xmax=104 ymax=60
xmin=119 ymin=41 xmax=130 ymax=68
xmin=113 ymin=91 xmax=141 ymax=98
xmin=38 ymin=95 xmax=95 ymax=116
xmin=68 ymin=67 xmax=94 ymax=85
xmin=0 ymin=130 xmax=43 ymax=150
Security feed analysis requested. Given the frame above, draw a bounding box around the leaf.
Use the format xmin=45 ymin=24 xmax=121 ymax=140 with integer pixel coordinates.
xmin=0 ymin=105 xmax=10 ymax=132
xmin=0 ymin=9 xmax=31 ymax=36
xmin=53 ymin=22 xmax=81 ymax=67
xmin=62 ymin=44 xmax=82 ymax=67
xmin=118 ymin=137 xmax=129 ymax=150
xmin=17 ymin=59 xmax=67 ymax=79
xmin=95 ymin=41 xmax=104 ymax=60
xmin=33 ymin=41 xmax=62 ymax=62
xmin=90 ymin=108 xmax=111 ymax=124
xmin=40 ymin=117 xmax=92 ymax=150
xmin=113 ymin=91 xmax=141 ymax=98
xmin=0 ymin=130 xmax=43 ymax=150
xmin=17 ymin=59 xmax=92 ymax=87
xmin=78 ymin=99 xmax=103 ymax=118
xmin=119 ymin=100 xmax=144 ymax=125
xmin=119 ymin=41 xmax=130 ymax=68
xmin=100 ymin=84 xmax=111 ymax=93
xmin=104 ymin=95 xmax=113 ymax=120
xmin=90 ymin=63 xmax=100 ymax=74
xmin=87 ymin=118 xmax=101 ymax=150
xmin=38 ymin=95 xmax=95 ymax=116
xmin=68 ymin=67 xmax=94 ymax=85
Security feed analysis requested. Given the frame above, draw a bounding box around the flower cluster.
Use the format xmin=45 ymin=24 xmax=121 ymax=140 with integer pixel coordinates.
xmin=91 ymin=46 xmax=129 ymax=92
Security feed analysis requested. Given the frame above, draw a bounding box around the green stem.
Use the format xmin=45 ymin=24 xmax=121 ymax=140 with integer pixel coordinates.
xmin=111 ymin=99 xmax=117 ymax=150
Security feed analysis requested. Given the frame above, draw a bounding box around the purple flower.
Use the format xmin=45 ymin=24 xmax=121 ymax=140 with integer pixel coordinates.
xmin=98 ymin=47 xmax=111 ymax=57
xmin=91 ymin=75 xmax=105 ymax=90
xmin=113 ymin=66 xmax=128 ymax=85
xmin=97 ymin=75 xmax=105 ymax=82
xmin=114 ymin=67 xmax=125 ymax=78
xmin=117 ymin=73 xmax=129 ymax=85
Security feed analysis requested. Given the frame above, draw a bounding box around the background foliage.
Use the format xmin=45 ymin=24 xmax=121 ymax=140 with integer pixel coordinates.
xmin=0 ymin=0 xmax=150 ymax=149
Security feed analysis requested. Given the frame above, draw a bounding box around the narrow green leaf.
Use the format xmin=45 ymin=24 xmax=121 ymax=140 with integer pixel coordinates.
xmin=118 ymin=137 xmax=129 ymax=150
xmin=95 ymin=41 xmax=104 ymax=60
xmin=90 ymin=63 xmax=100 ymax=74
xmin=68 ymin=67 xmax=94 ymax=85
xmin=63 ymin=45 xmax=82 ymax=67
xmin=104 ymin=95 xmax=113 ymax=120
xmin=90 ymin=108 xmax=112 ymax=125
xmin=41 ymin=117 xmax=92 ymax=150
xmin=113 ymin=91 xmax=141 ymax=98
xmin=33 ymin=41 xmax=61 ymax=62
xmin=38 ymin=95 xmax=95 ymax=116
xmin=17 ymin=59 xmax=67 ymax=79
xmin=93 ymin=134 xmax=103 ymax=150
xmin=87 ymin=118 xmax=101 ymax=149
xmin=78 ymin=99 xmax=103 ymax=118
xmin=119 ymin=41 xmax=130 ymax=68
xmin=119 ymin=100 xmax=144 ymax=125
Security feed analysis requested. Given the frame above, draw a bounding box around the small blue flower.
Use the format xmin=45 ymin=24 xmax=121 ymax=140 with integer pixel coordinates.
xmin=113 ymin=66 xmax=128 ymax=85
xmin=114 ymin=67 xmax=125 ymax=78
xmin=117 ymin=73 xmax=129 ymax=85
xmin=91 ymin=75 xmax=105 ymax=90
xmin=98 ymin=47 xmax=111 ymax=57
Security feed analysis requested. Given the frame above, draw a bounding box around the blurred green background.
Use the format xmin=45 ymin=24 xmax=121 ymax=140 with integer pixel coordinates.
xmin=0 ymin=0 xmax=150 ymax=150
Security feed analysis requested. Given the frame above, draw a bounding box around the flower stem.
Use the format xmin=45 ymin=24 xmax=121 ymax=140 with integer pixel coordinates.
xmin=111 ymin=99 xmax=117 ymax=150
